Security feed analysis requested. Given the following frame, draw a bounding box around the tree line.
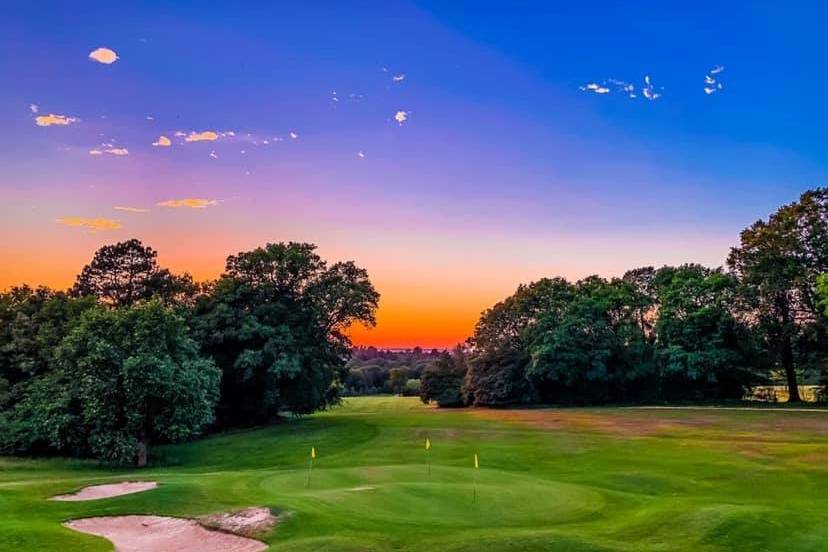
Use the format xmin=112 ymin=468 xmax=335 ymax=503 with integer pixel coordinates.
xmin=0 ymin=241 xmax=379 ymax=465
xmin=421 ymin=189 xmax=828 ymax=407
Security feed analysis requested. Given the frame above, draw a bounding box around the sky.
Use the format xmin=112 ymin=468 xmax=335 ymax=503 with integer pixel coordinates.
xmin=1 ymin=1 xmax=827 ymax=348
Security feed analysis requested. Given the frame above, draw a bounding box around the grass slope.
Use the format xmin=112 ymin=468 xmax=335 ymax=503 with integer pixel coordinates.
xmin=2 ymin=396 xmax=828 ymax=551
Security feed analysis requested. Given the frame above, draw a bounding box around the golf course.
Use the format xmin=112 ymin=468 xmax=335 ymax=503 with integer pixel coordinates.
xmin=3 ymin=396 xmax=828 ymax=551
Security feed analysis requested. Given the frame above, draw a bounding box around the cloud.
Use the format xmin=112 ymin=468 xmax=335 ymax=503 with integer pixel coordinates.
xmin=209 ymin=150 xmax=218 ymax=159
xmin=29 ymin=104 xmax=39 ymax=114
xmin=35 ymin=114 xmax=79 ymax=127
xmin=394 ymin=110 xmax=409 ymax=124
xmin=157 ymin=198 xmax=218 ymax=209
xmin=580 ymin=83 xmax=611 ymax=94
xmin=185 ymin=130 xmax=219 ymax=142
xmin=392 ymin=74 xmax=406 ymax=82
xmin=357 ymin=151 xmax=365 ymax=159
xmin=57 ymin=217 xmax=122 ymax=231
xmin=289 ymin=131 xmax=298 ymax=139
xmin=152 ymin=135 xmax=172 ymax=147
xmin=642 ymin=75 xmax=662 ymax=101
xmin=88 ymin=47 xmax=119 ymax=64
xmin=114 ymin=206 xmax=149 ymax=213
xmin=703 ymin=66 xmax=725 ymax=95
xmin=174 ymin=130 xmax=186 ymax=137
xmin=89 ymin=146 xmax=128 ymax=156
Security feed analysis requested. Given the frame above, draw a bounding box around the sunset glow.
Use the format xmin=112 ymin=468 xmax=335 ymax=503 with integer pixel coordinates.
xmin=2 ymin=2 xmax=826 ymax=348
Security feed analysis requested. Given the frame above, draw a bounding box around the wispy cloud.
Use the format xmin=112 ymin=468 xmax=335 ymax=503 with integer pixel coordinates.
xmin=57 ymin=217 xmax=122 ymax=231
xmin=35 ymin=114 xmax=79 ymax=127
xmin=392 ymin=74 xmax=406 ymax=82
xmin=29 ymin=104 xmax=39 ymax=114
xmin=185 ymin=130 xmax=219 ymax=142
xmin=394 ymin=110 xmax=409 ymax=125
xmin=579 ymin=82 xmax=611 ymax=94
xmin=641 ymin=75 xmax=662 ymax=101
xmin=209 ymin=150 xmax=218 ymax=159
xmin=289 ymin=131 xmax=298 ymax=139
xmin=114 ymin=206 xmax=149 ymax=213
xmin=357 ymin=151 xmax=365 ymax=159
xmin=89 ymin=146 xmax=129 ymax=156
xmin=157 ymin=198 xmax=218 ymax=209
xmin=88 ymin=47 xmax=119 ymax=64
xmin=704 ymin=65 xmax=725 ymax=95
xmin=152 ymin=135 xmax=172 ymax=147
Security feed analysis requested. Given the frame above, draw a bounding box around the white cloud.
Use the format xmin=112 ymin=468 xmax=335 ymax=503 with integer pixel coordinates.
xmin=174 ymin=130 xmax=186 ymax=137
xmin=146 ymin=115 xmax=155 ymax=121
xmin=185 ymin=130 xmax=219 ymax=142
xmin=209 ymin=150 xmax=218 ymax=159
xmin=392 ymin=74 xmax=406 ymax=82
xmin=114 ymin=206 xmax=149 ymax=213
xmin=289 ymin=131 xmax=298 ymax=139
xmin=35 ymin=114 xmax=79 ymax=127
xmin=157 ymin=198 xmax=218 ymax=209
xmin=357 ymin=151 xmax=365 ymax=159
xmin=88 ymin=47 xmax=119 ymax=64
xmin=89 ymin=145 xmax=128 ymax=156
xmin=29 ymin=104 xmax=39 ymax=114
xmin=642 ymin=75 xmax=662 ymax=101
xmin=394 ymin=110 xmax=409 ymax=124
xmin=703 ymin=66 xmax=725 ymax=95
xmin=152 ymin=135 xmax=172 ymax=147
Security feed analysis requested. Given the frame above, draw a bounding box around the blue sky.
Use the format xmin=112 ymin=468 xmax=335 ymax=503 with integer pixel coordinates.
xmin=1 ymin=1 xmax=826 ymax=346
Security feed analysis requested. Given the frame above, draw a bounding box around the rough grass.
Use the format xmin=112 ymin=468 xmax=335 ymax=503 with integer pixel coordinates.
xmin=2 ymin=396 xmax=828 ymax=551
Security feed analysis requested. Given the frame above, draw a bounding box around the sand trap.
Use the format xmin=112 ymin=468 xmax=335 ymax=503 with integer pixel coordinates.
xmin=65 ymin=515 xmax=268 ymax=552
xmin=51 ymin=481 xmax=158 ymax=501
xmin=200 ymin=507 xmax=278 ymax=537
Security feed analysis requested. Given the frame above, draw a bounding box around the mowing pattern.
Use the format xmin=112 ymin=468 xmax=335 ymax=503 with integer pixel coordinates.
xmin=2 ymin=397 xmax=828 ymax=551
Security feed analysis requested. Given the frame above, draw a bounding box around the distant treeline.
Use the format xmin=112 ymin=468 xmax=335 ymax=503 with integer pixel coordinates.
xmin=0 ymin=241 xmax=379 ymax=466
xmin=420 ymin=189 xmax=828 ymax=407
xmin=344 ymin=347 xmax=444 ymax=396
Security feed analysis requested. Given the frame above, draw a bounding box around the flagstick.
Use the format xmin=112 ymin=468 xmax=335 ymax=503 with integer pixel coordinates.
xmin=473 ymin=469 xmax=477 ymax=504
xmin=306 ymin=457 xmax=313 ymax=488
xmin=426 ymin=448 xmax=431 ymax=476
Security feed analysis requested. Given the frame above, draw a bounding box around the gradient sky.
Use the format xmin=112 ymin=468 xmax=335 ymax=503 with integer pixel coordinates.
xmin=2 ymin=1 xmax=827 ymax=348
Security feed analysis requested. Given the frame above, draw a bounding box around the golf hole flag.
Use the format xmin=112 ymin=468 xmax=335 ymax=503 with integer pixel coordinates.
xmin=425 ymin=438 xmax=431 ymax=450
xmin=311 ymin=447 xmax=316 ymax=459
xmin=474 ymin=453 xmax=479 ymax=469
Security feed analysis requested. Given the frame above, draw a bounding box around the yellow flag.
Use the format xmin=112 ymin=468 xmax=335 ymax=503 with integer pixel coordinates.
xmin=474 ymin=453 xmax=479 ymax=469
xmin=425 ymin=438 xmax=431 ymax=450
xmin=311 ymin=447 xmax=316 ymax=459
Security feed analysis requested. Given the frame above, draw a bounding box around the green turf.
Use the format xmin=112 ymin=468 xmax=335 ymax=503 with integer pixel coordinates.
xmin=3 ymin=396 xmax=828 ymax=551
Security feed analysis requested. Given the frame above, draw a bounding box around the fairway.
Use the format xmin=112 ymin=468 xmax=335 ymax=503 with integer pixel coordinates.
xmin=3 ymin=396 xmax=828 ymax=551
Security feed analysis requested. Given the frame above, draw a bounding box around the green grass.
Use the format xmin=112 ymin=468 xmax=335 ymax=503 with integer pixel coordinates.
xmin=3 ymin=396 xmax=828 ymax=551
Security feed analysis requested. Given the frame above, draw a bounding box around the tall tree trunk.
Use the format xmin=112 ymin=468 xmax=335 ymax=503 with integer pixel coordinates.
xmin=137 ymin=431 xmax=149 ymax=467
xmin=778 ymin=294 xmax=801 ymax=403
xmin=781 ymin=333 xmax=801 ymax=403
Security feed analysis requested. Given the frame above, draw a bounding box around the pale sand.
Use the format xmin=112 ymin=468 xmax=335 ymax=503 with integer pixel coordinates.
xmin=51 ymin=481 xmax=158 ymax=501
xmin=200 ymin=507 xmax=278 ymax=537
xmin=65 ymin=515 xmax=268 ymax=552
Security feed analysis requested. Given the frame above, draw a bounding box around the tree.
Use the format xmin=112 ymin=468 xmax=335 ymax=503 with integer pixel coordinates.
xmin=420 ymin=350 xmax=466 ymax=407
xmin=728 ymin=189 xmax=828 ymax=401
xmin=388 ymin=367 xmax=408 ymax=395
xmin=527 ymin=277 xmax=653 ymax=403
xmin=55 ymin=301 xmax=220 ymax=465
xmin=465 ymin=278 xmax=573 ymax=405
xmin=194 ymin=242 xmax=379 ymax=426
xmin=652 ymin=265 xmax=759 ymax=399
xmin=72 ymin=239 xmax=197 ymax=307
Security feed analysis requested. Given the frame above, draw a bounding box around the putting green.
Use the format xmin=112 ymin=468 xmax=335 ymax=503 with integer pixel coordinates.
xmin=3 ymin=396 xmax=828 ymax=551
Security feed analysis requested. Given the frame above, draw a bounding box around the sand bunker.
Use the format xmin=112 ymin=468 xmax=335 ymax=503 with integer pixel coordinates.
xmin=200 ymin=507 xmax=278 ymax=537
xmin=65 ymin=515 xmax=268 ymax=552
xmin=51 ymin=481 xmax=158 ymax=501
